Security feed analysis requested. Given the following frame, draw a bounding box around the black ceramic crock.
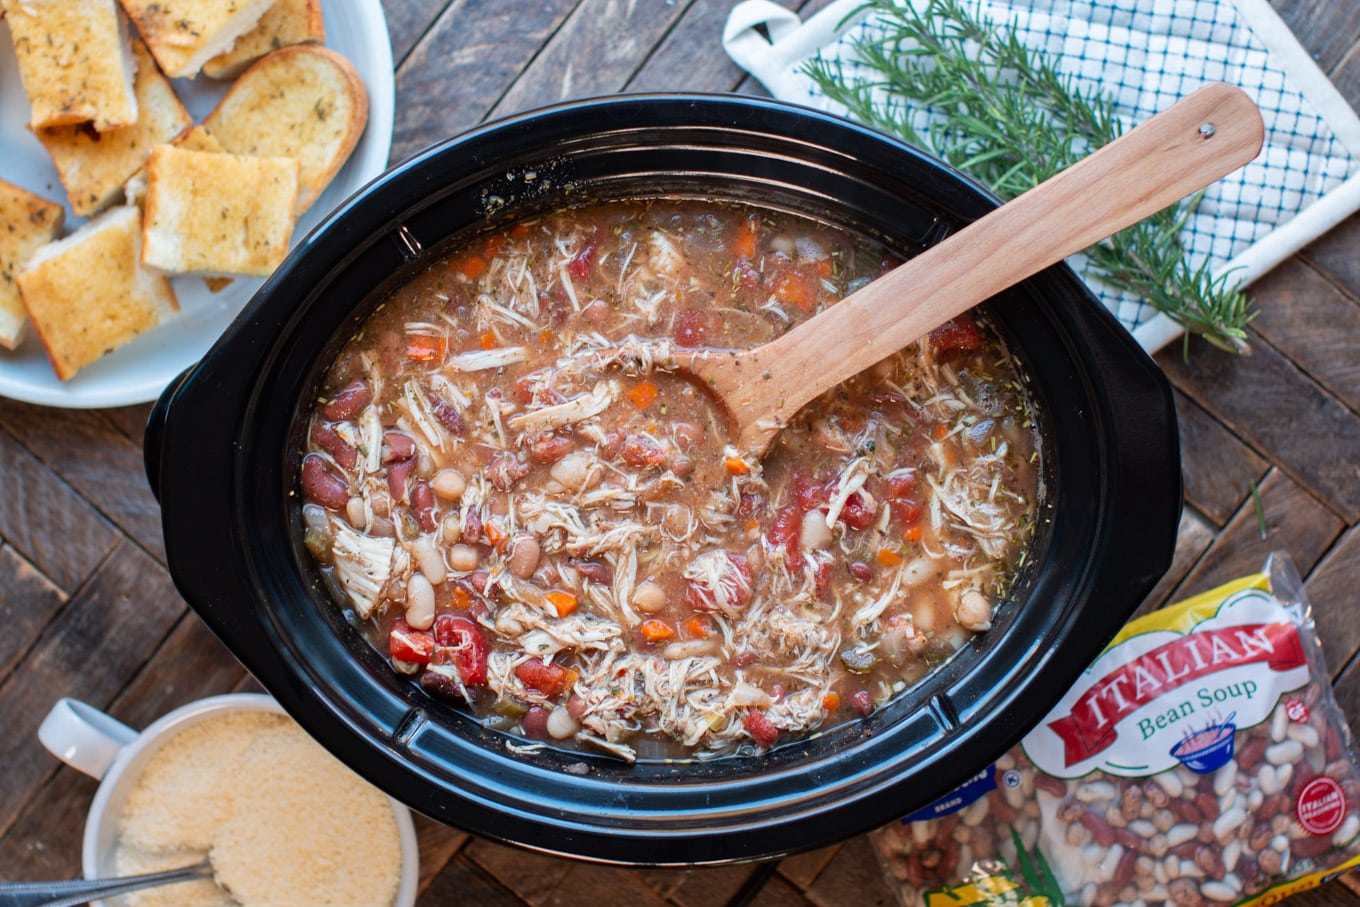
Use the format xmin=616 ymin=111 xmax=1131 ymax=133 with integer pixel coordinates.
xmin=145 ymin=94 xmax=1180 ymax=866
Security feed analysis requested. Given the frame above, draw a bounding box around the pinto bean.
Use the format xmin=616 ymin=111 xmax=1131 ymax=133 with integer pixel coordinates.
xmin=529 ymin=434 xmax=574 ymax=464
xmin=487 ymin=454 xmax=530 ymax=490
xmin=507 ymin=534 xmax=541 ymax=579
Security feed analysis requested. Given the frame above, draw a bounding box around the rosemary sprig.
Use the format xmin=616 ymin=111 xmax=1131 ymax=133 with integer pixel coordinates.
xmin=803 ymin=0 xmax=1255 ymax=354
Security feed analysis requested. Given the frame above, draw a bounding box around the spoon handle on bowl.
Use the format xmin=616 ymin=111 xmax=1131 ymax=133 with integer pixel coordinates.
xmin=701 ymin=82 xmax=1264 ymax=454
xmin=0 ymin=860 xmax=213 ymax=907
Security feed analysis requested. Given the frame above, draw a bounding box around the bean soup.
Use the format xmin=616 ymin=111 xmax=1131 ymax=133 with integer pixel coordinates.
xmin=299 ymin=199 xmax=1041 ymax=760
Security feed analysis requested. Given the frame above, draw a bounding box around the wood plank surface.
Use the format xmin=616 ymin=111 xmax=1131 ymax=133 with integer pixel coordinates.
xmin=2 ymin=1 xmax=1360 ymax=905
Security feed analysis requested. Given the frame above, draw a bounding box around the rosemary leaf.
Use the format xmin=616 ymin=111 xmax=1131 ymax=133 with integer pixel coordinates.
xmin=803 ymin=0 xmax=1255 ymax=353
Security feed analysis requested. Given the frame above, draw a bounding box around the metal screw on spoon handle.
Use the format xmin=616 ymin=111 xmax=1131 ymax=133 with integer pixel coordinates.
xmin=0 ymin=859 xmax=213 ymax=907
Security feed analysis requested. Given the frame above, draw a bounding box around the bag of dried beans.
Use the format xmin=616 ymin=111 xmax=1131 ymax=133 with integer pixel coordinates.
xmin=871 ymin=552 xmax=1360 ymax=907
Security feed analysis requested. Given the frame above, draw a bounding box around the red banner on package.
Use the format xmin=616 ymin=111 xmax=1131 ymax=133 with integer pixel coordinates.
xmin=1048 ymin=623 xmax=1305 ymax=766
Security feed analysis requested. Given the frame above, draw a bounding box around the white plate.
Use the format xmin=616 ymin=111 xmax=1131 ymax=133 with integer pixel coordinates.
xmin=0 ymin=1 xmax=394 ymax=408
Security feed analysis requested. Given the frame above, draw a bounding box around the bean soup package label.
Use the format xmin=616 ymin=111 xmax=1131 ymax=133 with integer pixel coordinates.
xmin=871 ymin=553 xmax=1360 ymax=907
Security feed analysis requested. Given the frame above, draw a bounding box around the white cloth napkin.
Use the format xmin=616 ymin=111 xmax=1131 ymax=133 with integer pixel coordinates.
xmin=724 ymin=0 xmax=1360 ymax=353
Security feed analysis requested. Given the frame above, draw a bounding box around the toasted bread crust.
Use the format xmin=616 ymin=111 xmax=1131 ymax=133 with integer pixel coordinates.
xmin=7 ymin=0 xmax=138 ymax=130
xmin=117 ymin=0 xmax=276 ymax=78
xmin=0 ymin=181 xmax=66 ymax=350
xmin=36 ymin=38 xmax=191 ymax=216
xmin=203 ymin=45 xmax=367 ymax=213
xmin=16 ymin=206 xmax=178 ymax=381
xmin=141 ymin=145 xmax=300 ymax=277
xmin=202 ymin=0 xmax=325 ymax=80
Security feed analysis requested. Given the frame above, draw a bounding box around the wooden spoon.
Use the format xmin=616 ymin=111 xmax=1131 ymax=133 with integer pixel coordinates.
xmin=673 ymin=82 xmax=1264 ymax=455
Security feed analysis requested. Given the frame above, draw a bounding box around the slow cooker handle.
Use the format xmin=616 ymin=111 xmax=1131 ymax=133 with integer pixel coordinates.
xmin=143 ymin=366 xmax=195 ymax=504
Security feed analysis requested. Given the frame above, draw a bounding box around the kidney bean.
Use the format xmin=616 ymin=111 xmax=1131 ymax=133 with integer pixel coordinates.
xmin=522 ymin=706 xmax=550 ymax=740
xmin=382 ymin=430 xmax=416 ymax=463
xmin=388 ymin=458 xmax=416 ymax=503
xmin=302 ymin=455 xmax=349 ymax=510
xmin=323 ymin=380 xmax=372 ymax=420
xmin=571 ymin=559 xmax=611 ymax=585
xmin=410 ymin=481 xmax=436 ymax=532
xmin=427 ymin=392 xmax=465 ymax=434
xmin=1082 ymin=811 xmax=1116 ymax=847
xmin=742 ymin=709 xmax=779 ymax=747
xmin=432 ymin=613 xmax=489 ymax=686
xmin=310 ymin=421 xmax=357 ymax=470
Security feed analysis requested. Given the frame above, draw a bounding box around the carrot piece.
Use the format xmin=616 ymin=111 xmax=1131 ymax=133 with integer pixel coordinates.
xmin=484 ymin=521 xmax=506 ymax=549
xmin=733 ymin=215 xmax=759 ymax=258
xmin=452 ymin=586 xmax=472 ymax=610
xmin=683 ymin=615 xmax=710 ymax=638
xmin=478 ymin=329 xmax=498 ymax=350
xmin=876 ymin=548 xmax=904 ymax=567
xmin=934 ymin=423 xmax=949 ymax=440
xmin=822 ymin=692 xmax=841 ymax=712
xmin=627 ymin=380 xmax=659 ymax=409
xmin=640 ymin=618 xmax=677 ymax=642
xmin=406 ymin=333 xmax=447 ymax=362
xmin=903 ymin=525 xmax=924 ymax=543
xmin=454 ymin=254 xmax=487 ymax=280
xmin=724 ymin=456 xmax=749 ymax=476
xmin=546 ymin=590 xmax=578 ymax=617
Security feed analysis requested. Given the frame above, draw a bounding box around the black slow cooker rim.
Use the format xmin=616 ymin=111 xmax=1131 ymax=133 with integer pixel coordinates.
xmin=148 ymin=93 xmax=1180 ymax=865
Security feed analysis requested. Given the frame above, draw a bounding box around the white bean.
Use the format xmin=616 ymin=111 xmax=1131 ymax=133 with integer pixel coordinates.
xmin=1167 ymin=824 xmax=1199 ymax=847
xmin=1213 ymin=806 xmax=1245 ymax=843
xmin=1075 ymin=781 xmax=1116 ymax=803
xmin=631 ymin=580 xmax=667 ymax=613
xmin=1247 ymin=788 xmax=1264 ymax=811
xmin=412 ymin=535 xmax=446 ymax=585
xmin=1213 ymin=762 xmax=1237 ymax=797
xmin=441 ymin=514 xmax=462 ymax=545
xmin=1158 ymin=772 xmax=1183 ymax=798
xmin=662 ymin=639 xmax=718 ymax=659
xmin=1128 ymin=819 xmax=1156 ymax=838
xmin=550 ymin=451 xmax=596 ymax=490
xmin=448 ymin=544 xmax=479 ymax=572
xmin=1223 ymin=839 xmax=1241 ymax=873
xmin=955 ymin=588 xmax=993 ymax=632
xmin=1270 ymin=703 xmax=1290 ymax=741
xmin=546 ymin=705 xmax=581 ymax=739
xmin=405 ymin=573 xmax=435 ymax=629
xmin=1266 ymin=739 xmax=1303 ymax=765
xmin=431 ymin=467 xmax=467 ymax=500
xmin=1334 ymin=813 xmax=1360 ymax=846
xmin=799 ymin=510 xmax=833 ymax=550
xmin=1202 ymin=880 xmax=1237 ymax=902
xmin=1287 ymin=722 xmax=1320 ymax=748
xmin=901 ymin=556 xmax=935 ymax=587
xmin=345 ymin=496 xmax=367 ymax=529
xmin=1097 ymin=844 xmax=1124 ymax=878
xmin=1257 ymin=764 xmax=1279 ymax=796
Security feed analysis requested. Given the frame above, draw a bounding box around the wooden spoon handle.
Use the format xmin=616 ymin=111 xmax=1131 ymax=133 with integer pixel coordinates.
xmin=718 ymin=83 xmax=1263 ymax=452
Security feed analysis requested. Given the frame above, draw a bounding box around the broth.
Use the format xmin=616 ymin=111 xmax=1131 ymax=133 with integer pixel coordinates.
xmin=299 ymin=198 xmax=1041 ymax=760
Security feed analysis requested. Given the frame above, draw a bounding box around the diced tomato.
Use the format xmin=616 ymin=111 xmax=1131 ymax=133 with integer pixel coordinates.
xmin=886 ymin=473 xmax=919 ymax=500
xmin=812 ymin=560 xmax=832 ymax=597
xmin=673 ymin=309 xmax=710 ymax=347
xmin=432 ymin=614 xmax=489 ymax=686
xmin=889 ymin=499 xmax=922 ymax=526
xmin=731 ymin=259 xmax=761 ymax=290
xmin=515 ymin=657 xmax=574 ymax=697
xmin=928 ymin=315 xmax=982 ymax=354
xmin=767 ymin=503 xmax=802 ymax=566
xmin=839 ymin=492 xmax=877 ymax=531
xmin=743 ymin=709 xmax=780 ymax=748
xmin=566 ymin=239 xmax=596 ymax=280
xmin=791 ymin=473 xmax=828 ymax=511
xmin=389 ymin=618 xmax=434 ymax=666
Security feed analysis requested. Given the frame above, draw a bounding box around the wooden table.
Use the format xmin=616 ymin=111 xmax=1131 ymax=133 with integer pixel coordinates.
xmin=3 ymin=0 xmax=1360 ymax=904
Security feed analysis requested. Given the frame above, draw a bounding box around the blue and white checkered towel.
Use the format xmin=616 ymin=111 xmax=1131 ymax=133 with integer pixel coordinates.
xmin=724 ymin=0 xmax=1360 ymax=353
